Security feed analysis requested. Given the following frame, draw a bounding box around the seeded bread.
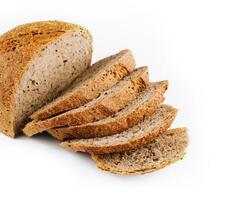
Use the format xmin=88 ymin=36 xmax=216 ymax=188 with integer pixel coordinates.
xmin=49 ymin=81 xmax=168 ymax=140
xmin=60 ymin=104 xmax=177 ymax=154
xmin=31 ymin=49 xmax=135 ymax=120
xmin=0 ymin=20 xmax=92 ymax=138
xmin=23 ymin=67 xmax=149 ymax=136
xmin=91 ymin=128 xmax=188 ymax=175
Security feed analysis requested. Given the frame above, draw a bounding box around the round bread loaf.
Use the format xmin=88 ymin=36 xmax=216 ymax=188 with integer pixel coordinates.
xmin=0 ymin=20 xmax=92 ymax=137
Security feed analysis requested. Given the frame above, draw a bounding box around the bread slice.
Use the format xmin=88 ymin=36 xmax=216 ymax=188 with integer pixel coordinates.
xmin=31 ymin=49 xmax=135 ymax=120
xmin=0 ymin=20 xmax=92 ymax=138
xmin=48 ymin=81 xmax=168 ymax=140
xmin=23 ymin=67 xmax=149 ymax=136
xmin=91 ymin=128 xmax=189 ymax=175
xmin=60 ymin=104 xmax=177 ymax=154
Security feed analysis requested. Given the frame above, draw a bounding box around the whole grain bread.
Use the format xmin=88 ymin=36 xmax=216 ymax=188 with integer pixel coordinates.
xmin=48 ymin=81 xmax=168 ymax=140
xmin=31 ymin=49 xmax=135 ymax=120
xmin=0 ymin=20 xmax=92 ymax=138
xmin=23 ymin=67 xmax=149 ymax=136
xmin=60 ymin=104 xmax=177 ymax=154
xmin=92 ymin=128 xmax=189 ymax=175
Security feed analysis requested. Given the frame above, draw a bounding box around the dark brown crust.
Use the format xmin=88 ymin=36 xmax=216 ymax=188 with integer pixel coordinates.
xmin=91 ymin=128 xmax=188 ymax=175
xmin=31 ymin=49 xmax=136 ymax=120
xmin=0 ymin=20 xmax=92 ymax=137
xmin=60 ymin=105 xmax=177 ymax=154
xmin=23 ymin=67 xmax=149 ymax=136
xmin=48 ymin=81 xmax=168 ymax=140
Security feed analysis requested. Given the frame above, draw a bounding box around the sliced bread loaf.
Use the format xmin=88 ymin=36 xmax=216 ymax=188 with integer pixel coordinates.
xmin=48 ymin=81 xmax=168 ymax=140
xmin=60 ymin=104 xmax=177 ymax=154
xmin=0 ymin=20 xmax=92 ymax=137
xmin=31 ymin=49 xmax=135 ymax=120
xmin=91 ymin=128 xmax=189 ymax=175
xmin=23 ymin=67 xmax=149 ymax=136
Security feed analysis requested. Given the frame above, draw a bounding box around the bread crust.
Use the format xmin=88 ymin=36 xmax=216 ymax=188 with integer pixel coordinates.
xmin=48 ymin=81 xmax=168 ymax=140
xmin=60 ymin=105 xmax=177 ymax=154
xmin=91 ymin=128 xmax=189 ymax=175
xmin=31 ymin=49 xmax=136 ymax=120
xmin=23 ymin=67 xmax=149 ymax=136
xmin=0 ymin=20 xmax=92 ymax=138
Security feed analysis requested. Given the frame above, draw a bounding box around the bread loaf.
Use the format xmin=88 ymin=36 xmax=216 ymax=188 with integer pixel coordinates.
xmin=0 ymin=20 xmax=92 ymax=137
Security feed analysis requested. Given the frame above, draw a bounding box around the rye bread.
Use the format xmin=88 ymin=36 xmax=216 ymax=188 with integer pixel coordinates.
xmin=60 ymin=104 xmax=177 ymax=154
xmin=31 ymin=49 xmax=135 ymax=120
xmin=0 ymin=20 xmax=92 ymax=137
xmin=48 ymin=81 xmax=168 ymax=140
xmin=23 ymin=67 xmax=149 ymax=136
xmin=92 ymin=128 xmax=189 ymax=175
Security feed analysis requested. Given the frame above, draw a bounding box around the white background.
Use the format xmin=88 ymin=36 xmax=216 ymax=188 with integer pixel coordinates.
xmin=0 ymin=0 xmax=227 ymax=199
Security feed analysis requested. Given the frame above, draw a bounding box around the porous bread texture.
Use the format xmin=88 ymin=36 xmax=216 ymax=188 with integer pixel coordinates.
xmin=92 ymin=128 xmax=189 ymax=175
xmin=60 ymin=104 xmax=177 ymax=154
xmin=0 ymin=20 xmax=92 ymax=137
xmin=31 ymin=49 xmax=135 ymax=120
xmin=23 ymin=67 xmax=149 ymax=136
xmin=48 ymin=81 xmax=168 ymax=140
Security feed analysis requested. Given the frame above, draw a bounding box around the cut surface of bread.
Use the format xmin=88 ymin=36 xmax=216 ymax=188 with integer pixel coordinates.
xmin=48 ymin=81 xmax=168 ymax=140
xmin=0 ymin=20 xmax=92 ymax=137
xmin=31 ymin=49 xmax=135 ymax=120
xmin=92 ymin=128 xmax=189 ymax=175
xmin=60 ymin=104 xmax=177 ymax=154
xmin=23 ymin=67 xmax=149 ymax=136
